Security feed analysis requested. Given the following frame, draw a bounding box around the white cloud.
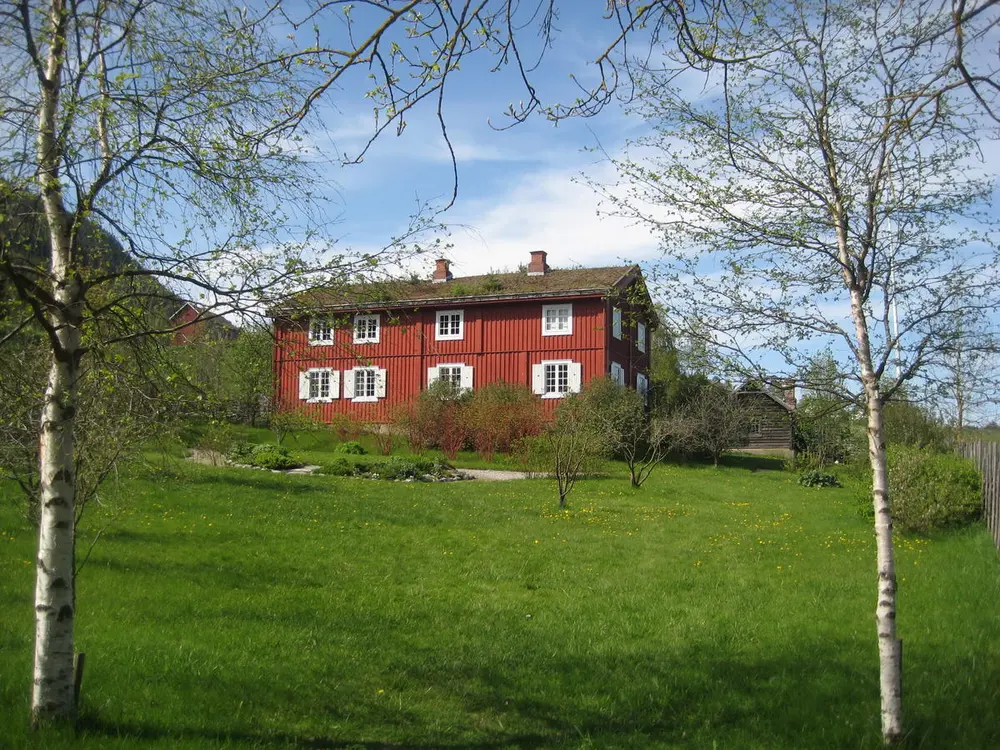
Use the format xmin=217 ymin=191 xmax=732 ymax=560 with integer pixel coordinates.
xmin=440 ymin=162 xmax=662 ymax=276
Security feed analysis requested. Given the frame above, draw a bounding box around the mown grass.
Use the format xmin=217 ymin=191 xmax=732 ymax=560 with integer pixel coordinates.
xmin=1 ymin=451 xmax=998 ymax=748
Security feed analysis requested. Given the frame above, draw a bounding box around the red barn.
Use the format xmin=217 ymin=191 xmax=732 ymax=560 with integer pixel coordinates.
xmin=168 ymin=302 xmax=236 ymax=345
xmin=271 ymin=251 xmax=655 ymax=423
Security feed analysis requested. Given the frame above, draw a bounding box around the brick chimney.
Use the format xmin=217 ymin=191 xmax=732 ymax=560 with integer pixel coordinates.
xmin=527 ymin=250 xmax=549 ymax=276
xmin=432 ymin=258 xmax=452 ymax=283
xmin=783 ymin=382 xmax=797 ymax=409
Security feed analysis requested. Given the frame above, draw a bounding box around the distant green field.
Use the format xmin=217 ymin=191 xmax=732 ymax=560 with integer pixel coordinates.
xmin=1 ymin=447 xmax=998 ymax=748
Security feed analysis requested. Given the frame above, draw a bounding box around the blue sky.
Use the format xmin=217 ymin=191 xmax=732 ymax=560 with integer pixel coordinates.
xmin=293 ymin=8 xmax=670 ymax=279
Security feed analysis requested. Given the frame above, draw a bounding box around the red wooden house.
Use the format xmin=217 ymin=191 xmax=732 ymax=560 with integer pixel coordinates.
xmin=270 ymin=251 xmax=655 ymax=423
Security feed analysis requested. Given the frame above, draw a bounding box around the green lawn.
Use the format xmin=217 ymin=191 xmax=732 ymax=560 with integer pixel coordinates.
xmin=1 ymin=451 xmax=998 ymax=748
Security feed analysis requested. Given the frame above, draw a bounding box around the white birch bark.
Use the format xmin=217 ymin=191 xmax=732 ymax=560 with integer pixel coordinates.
xmin=31 ymin=0 xmax=82 ymax=725
xmin=843 ymin=243 xmax=903 ymax=744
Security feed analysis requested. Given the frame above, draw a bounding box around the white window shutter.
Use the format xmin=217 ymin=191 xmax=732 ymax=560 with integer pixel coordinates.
xmin=427 ymin=366 xmax=439 ymax=387
xmin=376 ymin=368 xmax=387 ymax=398
xmin=299 ymin=371 xmax=310 ymax=400
xmin=569 ymin=363 xmax=582 ymax=393
xmin=343 ymin=369 xmax=355 ymax=399
xmin=330 ymin=370 xmax=341 ymax=399
xmin=531 ymin=364 xmax=544 ymax=395
xmin=372 ymin=317 xmax=381 ymax=343
xmin=460 ymin=365 xmax=474 ymax=391
xmin=613 ymin=308 xmax=622 ymax=339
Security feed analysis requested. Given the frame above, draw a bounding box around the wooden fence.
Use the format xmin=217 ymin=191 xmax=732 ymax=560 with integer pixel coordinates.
xmin=958 ymin=441 xmax=1000 ymax=549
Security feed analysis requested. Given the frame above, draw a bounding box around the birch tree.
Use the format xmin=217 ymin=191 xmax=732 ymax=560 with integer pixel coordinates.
xmin=597 ymin=0 xmax=1000 ymax=742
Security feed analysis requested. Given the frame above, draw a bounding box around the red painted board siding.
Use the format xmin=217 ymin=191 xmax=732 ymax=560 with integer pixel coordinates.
xmin=273 ymin=296 xmax=612 ymax=424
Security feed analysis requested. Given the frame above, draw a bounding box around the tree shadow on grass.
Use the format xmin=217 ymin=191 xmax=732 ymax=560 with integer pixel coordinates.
xmin=179 ymin=470 xmax=334 ymax=495
xmin=719 ymin=453 xmax=787 ymax=472
xmin=70 ymin=638 xmax=998 ymax=748
xmin=74 ymin=715 xmax=551 ymax=749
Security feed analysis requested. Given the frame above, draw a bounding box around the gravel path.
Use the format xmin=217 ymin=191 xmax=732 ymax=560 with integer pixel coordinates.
xmin=459 ymin=468 xmax=544 ymax=481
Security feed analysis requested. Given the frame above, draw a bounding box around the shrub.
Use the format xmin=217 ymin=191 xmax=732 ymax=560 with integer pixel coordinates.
xmin=350 ymin=457 xmax=376 ymax=475
xmin=197 ymin=421 xmax=234 ymax=464
xmin=438 ymin=404 xmax=468 ymax=460
xmin=465 ymin=382 xmax=542 ymax=461
xmin=329 ymin=413 xmax=364 ymax=443
xmin=517 ymin=393 xmax=608 ymax=507
xmin=393 ymin=380 xmax=470 ymax=455
xmin=374 ymin=456 xmax=437 ymax=480
xmin=794 ymin=397 xmax=862 ymax=469
xmin=270 ymin=408 xmax=318 ymax=445
xmin=227 ymin=441 xmax=257 ymax=465
xmin=321 ymin=458 xmax=356 ymax=477
xmin=368 ymin=426 xmax=394 ymax=456
xmin=243 ymin=443 xmax=302 ymax=471
xmin=798 ymin=470 xmax=841 ymax=488
xmin=337 ymin=441 xmax=367 ymax=455
xmin=882 ymin=398 xmax=951 ymax=452
xmin=888 ymin=447 xmax=981 ymax=532
xmin=392 ymin=403 xmax=425 ymax=455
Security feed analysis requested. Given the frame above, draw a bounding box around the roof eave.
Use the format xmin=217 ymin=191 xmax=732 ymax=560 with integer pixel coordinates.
xmin=269 ymin=287 xmax=613 ymax=317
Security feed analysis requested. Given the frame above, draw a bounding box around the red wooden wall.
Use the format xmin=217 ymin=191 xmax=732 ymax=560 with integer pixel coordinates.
xmin=170 ymin=304 xmax=211 ymax=345
xmin=273 ymin=293 xmax=649 ymax=423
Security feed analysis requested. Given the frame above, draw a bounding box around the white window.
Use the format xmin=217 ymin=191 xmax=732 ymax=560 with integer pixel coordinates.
xmin=637 ymin=372 xmax=649 ymax=403
xmin=542 ymin=303 xmax=573 ymax=336
xmin=353 ymin=314 xmax=380 ymax=344
xmin=612 ymin=307 xmax=623 ymax=340
xmin=532 ymin=360 xmax=582 ymax=398
xmin=610 ymin=361 xmax=625 ymax=386
xmin=435 ymin=309 xmax=464 ymax=340
xmin=637 ymin=321 xmax=647 ymax=353
xmin=343 ymin=366 xmax=386 ymax=402
xmin=427 ymin=362 xmax=473 ymax=392
xmin=308 ymin=318 xmax=333 ymax=345
xmin=298 ymin=368 xmax=339 ymax=402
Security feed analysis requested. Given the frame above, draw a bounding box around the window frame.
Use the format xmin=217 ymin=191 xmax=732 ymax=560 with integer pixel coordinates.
xmin=636 ymin=372 xmax=649 ymax=403
xmin=300 ymin=367 xmax=338 ymax=403
xmin=428 ymin=363 xmax=473 ymax=394
xmin=349 ymin=366 xmax=381 ymax=402
xmin=435 ymin=309 xmax=465 ymax=341
xmin=437 ymin=364 xmax=463 ymax=389
xmin=610 ymin=360 xmax=625 ymax=386
xmin=542 ymin=303 xmax=573 ymax=336
xmin=353 ymin=313 xmax=380 ymax=344
xmin=637 ymin=321 xmax=647 ymax=353
xmin=308 ymin=317 xmax=334 ymax=346
xmin=612 ymin=307 xmax=623 ymax=340
xmin=533 ymin=359 xmax=581 ymax=399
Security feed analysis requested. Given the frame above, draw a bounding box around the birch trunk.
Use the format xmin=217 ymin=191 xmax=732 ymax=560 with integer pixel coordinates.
xmin=849 ymin=287 xmax=903 ymax=744
xmin=32 ymin=0 xmax=82 ymax=725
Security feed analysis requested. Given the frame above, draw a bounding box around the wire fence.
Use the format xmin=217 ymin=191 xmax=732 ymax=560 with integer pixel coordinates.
xmin=958 ymin=441 xmax=1000 ymax=549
